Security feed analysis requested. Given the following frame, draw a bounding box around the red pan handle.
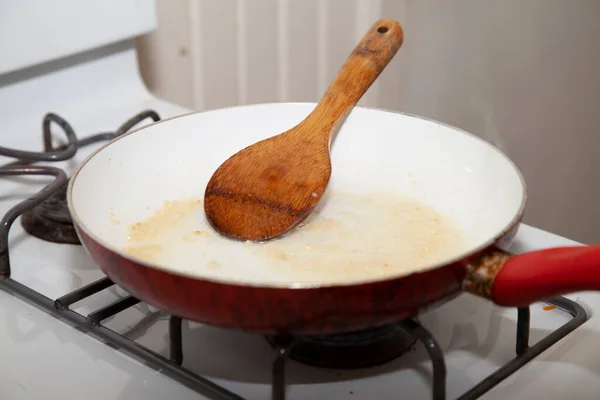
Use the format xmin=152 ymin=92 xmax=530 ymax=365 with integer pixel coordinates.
xmin=462 ymin=245 xmax=600 ymax=307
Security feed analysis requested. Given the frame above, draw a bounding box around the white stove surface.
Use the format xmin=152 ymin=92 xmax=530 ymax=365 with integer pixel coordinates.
xmin=1 ymin=43 xmax=599 ymax=400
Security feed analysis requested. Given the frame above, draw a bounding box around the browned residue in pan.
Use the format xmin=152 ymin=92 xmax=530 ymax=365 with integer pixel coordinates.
xmin=118 ymin=190 xmax=470 ymax=285
xmin=123 ymin=199 xmax=203 ymax=262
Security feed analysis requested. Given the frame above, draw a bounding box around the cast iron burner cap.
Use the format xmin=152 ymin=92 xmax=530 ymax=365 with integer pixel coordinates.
xmin=21 ymin=181 xmax=80 ymax=245
xmin=266 ymin=322 xmax=416 ymax=369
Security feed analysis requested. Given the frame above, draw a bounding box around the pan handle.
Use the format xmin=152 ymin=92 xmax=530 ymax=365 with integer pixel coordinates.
xmin=462 ymin=245 xmax=600 ymax=307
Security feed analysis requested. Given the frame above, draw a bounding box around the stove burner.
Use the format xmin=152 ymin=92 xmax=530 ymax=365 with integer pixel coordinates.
xmin=21 ymin=181 xmax=80 ymax=244
xmin=6 ymin=110 xmax=161 ymax=246
xmin=266 ymin=323 xmax=416 ymax=369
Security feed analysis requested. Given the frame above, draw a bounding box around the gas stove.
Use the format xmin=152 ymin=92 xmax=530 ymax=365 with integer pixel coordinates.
xmin=2 ymin=3 xmax=600 ymax=400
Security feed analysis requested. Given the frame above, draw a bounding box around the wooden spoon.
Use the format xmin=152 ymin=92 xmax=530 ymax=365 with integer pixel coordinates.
xmin=204 ymin=18 xmax=404 ymax=241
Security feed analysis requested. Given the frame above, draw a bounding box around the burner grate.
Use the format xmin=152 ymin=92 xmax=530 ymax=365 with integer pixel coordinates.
xmin=0 ymin=110 xmax=589 ymax=400
xmin=265 ymin=322 xmax=417 ymax=369
xmin=0 ymin=110 xmax=161 ymax=247
xmin=1 ymin=276 xmax=587 ymax=400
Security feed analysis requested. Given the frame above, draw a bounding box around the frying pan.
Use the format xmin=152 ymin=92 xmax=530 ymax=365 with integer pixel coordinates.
xmin=67 ymin=103 xmax=600 ymax=335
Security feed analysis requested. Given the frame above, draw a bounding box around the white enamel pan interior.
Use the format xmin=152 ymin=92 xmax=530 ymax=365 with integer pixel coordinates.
xmin=68 ymin=103 xmax=526 ymax=288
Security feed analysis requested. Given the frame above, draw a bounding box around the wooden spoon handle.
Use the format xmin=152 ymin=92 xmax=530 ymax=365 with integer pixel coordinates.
xmin=305 ymin=18 xmax=404 ymax=142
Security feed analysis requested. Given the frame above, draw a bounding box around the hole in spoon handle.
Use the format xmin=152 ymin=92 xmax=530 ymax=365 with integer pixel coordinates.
xmin=352 ymin=18 xmax=403 ymax=70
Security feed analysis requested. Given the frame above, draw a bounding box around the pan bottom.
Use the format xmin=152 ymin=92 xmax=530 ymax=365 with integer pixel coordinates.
xmin=265 ymin=322 xmax=416 ymax=369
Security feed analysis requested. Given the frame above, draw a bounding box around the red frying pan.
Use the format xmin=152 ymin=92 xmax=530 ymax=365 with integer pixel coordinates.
xmin=67 ymin=103 xmax=600 ymax=334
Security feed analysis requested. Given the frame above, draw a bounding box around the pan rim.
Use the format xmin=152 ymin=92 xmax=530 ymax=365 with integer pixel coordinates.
xmin=67 ymin=102 xmax=528 ymax=289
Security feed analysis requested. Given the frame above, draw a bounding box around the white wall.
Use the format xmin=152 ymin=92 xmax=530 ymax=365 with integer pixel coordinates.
xmin=136 ymin=0 xmax=600 ymax=244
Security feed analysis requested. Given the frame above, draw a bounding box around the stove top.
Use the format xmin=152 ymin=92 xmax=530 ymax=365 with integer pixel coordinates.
xmin=1 ymin=31 xmax=600 ymax=400
xmin=0 ymin=83 xmax=591 ymax=400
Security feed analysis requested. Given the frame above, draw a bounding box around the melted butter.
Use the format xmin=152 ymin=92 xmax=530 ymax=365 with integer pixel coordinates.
xmin=123 ymin=244 xmax=163 ymax=263
xmin=206 ymin=260 xmax=221 ymax=270
xmin=121 ymin=191 xmax=469 ymax=285
xmin=126 ymin=200 xmax=201 ymax=242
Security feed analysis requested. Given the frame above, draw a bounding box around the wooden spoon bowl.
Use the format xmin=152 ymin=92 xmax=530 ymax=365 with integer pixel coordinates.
xmin=204 ymin=18 xmax=404 ymax=241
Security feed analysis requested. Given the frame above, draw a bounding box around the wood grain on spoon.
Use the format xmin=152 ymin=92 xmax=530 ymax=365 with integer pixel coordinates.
xmin=204 ymin=18 xmax=404 ymax=241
